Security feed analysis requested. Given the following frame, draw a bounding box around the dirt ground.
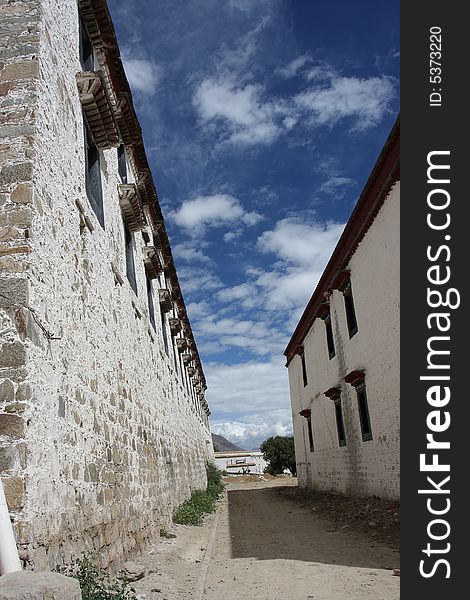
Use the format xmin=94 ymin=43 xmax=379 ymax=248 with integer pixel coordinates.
xmin=132 ymin=478 xmax=400 ymax=600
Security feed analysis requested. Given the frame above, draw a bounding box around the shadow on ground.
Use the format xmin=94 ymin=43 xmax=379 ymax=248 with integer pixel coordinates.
xmin=227 ymin=484 xmax=399 ymax=569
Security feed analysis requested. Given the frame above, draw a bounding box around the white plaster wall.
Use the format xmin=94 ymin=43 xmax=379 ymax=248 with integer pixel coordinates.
xmin=5 ymin=0 xmax=213 ymax=569
xmin=288 ymin=182 xmax=400 ymax=500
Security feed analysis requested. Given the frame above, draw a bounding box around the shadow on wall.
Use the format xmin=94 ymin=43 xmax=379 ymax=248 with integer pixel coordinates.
xmin=227 ymin=484 xmax=398 ymax=569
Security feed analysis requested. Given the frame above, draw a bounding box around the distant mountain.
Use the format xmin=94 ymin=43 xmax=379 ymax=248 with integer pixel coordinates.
xmin=212 ymin=433 xmax=243 ymax=452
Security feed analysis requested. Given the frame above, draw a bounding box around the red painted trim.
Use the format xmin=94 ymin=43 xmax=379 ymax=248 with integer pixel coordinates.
xmin=324 ymin=386 xmax=341 ymax=399
xmin=344 ymin=370 xmax=366 ymax=387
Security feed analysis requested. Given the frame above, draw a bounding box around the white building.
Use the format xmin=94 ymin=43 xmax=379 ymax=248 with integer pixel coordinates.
xmin=284 ymin=119 xmax=400 ymax=500
xmin=0 ymin=0 xmax=212 ymax=570
xmin=214 ymin=451 xmax=268 ymax=476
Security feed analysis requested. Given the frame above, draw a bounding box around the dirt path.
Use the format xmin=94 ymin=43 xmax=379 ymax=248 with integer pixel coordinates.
xmin=133 ymin=479 xmax=400 ymax=600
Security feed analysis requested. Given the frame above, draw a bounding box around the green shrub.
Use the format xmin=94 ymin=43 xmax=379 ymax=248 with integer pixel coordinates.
xmin=56 ymin=554 xmax=136 ymax=600
xmin=172 ymin=463 xmax=224 ymax=526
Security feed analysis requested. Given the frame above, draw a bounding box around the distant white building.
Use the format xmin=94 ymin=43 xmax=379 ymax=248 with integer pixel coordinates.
xmin=284 ymin=119 xmax=400 ymax=501
xmin=214 ymin=451 xmax=268 ymax=476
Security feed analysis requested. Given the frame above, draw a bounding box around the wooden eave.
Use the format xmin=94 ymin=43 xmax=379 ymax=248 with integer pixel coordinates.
xmin=114 ymin=94 xmax=142 ymax=145
xmin=118 ymin=183 xmax=146 ymax=232
xmin=324 ymin=386 xmax=341 ymax=400
xmin=344 ymin=370 xmax=365 ymax=387
xmin=143 ymin=246 xmax=162 ymax=280
xmin=78 ymin=0 xmax=207 ymax=393
xmin=158 ymin=289 xmax=173 ymax=313
xmin=176 ymin=338 xmax=187 ymax=353
xmin=181 ymin=353 xmax=192 ymax=365
xmin=169 ymin=317 xmax=182 ymax=335
xmin=76 ymin=71 xmax=119 ymax=149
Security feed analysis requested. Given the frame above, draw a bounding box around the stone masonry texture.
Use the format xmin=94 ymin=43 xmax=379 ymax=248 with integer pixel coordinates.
xmin=1 ymin=0 xmax=213 ymax=571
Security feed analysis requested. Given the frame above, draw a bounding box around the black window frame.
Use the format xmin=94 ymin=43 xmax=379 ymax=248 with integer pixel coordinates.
xmin=333 ymin=398 xmax=347 ymax=447
xmin=343 ymin=281 xmax=358 ymax=338
xmin=356 ymin=382 xmax=373 ymax=441
xmin=146 ymin=275 xmax=155 ymax=330
xmin=124 ymin=222 xmax=137 ymax=295
xmin=307 ymin=415 xmax=314 ymax=452
xmin=117 ymin=145 xmax=128 ymax=183
xmin=79 ymin=17 xmax=94 ymax=71
xmin=324 ymin=312 xmax=336 ymax=359
xmin=300 ymin=351 xmax=308 ymax=387
xmin=84 ymin=124 xmax=104 ymax=228
xmin=160 ymin=306 xmax=169 ymax=356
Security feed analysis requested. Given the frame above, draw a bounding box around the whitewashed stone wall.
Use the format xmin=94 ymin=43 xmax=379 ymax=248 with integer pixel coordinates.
xmin=288 ymin=183 xmax=400 ymax=500
xmin=1 ymin=0 xmax=213 ymax=570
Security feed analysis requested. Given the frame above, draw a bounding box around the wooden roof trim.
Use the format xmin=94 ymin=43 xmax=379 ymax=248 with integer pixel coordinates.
xmin=118 ymin=183 xmax=146 ymax=232
xmin=76 ymin=71 xmax=119 ymax=148
xmin=78 ymin=0 xmax=207 ymax=389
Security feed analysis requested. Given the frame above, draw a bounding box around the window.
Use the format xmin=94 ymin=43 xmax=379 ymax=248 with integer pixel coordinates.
xmin=334 ymin=399 xmax=346 ymax=447
xmin=171 ymin=334 xmax=178 ymax=375
xmin=343 ymin=282 xmax=358 ymax=338
xmin=117 ymin=145 xmax=127 ymax=183
xmin=324 ymin=313 xmax=336 ymax=359
xmin=160 ymin=307 xmax=169 ymax=356
xmin=356 ymin=383 xmax=373 ymax=441
xmin=124 ymin=222 xmax=137 ymax=295
xmin=146 ymin=276 xmax=155 ymax=329
xmin=300 ymin=352 xmax=308 ymax=387
xmin=79 ymin=18 xmax=94 ymax=71
xmin=85 ymin=126 xmax=103 ymax=227
xmin=307 ymin=416 xmax=314 ymax=452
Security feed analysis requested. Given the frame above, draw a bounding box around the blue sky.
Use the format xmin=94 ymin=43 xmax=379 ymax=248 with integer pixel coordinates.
xmin=108 ymin=0 xmax=399 ymax=450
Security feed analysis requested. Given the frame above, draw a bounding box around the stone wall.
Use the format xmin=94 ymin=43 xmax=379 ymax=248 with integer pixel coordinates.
xmin=288 ymin=183 xmax=400 ymax=500
xmin=1 ymin=0 xmax=213 ymax=571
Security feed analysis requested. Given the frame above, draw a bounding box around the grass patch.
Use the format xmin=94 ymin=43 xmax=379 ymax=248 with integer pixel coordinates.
xmin=173 ymin=462 xmax=224 ymax=526
xmin=56 ymin=554 xmax=136 ymax=600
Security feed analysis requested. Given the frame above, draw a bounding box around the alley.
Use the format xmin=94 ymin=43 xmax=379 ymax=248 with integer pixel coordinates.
xmin=134 ymin=478 xmax=400 ymax=600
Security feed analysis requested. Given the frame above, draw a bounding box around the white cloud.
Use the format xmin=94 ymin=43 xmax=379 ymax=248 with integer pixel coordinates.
xmin=194 ymin=79 xmax=282 ymax=145
xmin=169 ymin=194 xmax=261 ymax=236
xmin=196 ymin=316 xmax=286 ymax=356
xmin=223 ymin=230 xmax=243 ymax=242
xmin=193 ymin=64 xmax=395 ymax=148
xmin=178 ymin=266 xmax=223 ymax=293
xmin=216 ymin=283 xmax=252 ymax=303
xmin=251 ymin=218 xmax=345 ymax=310
xmin=318 ymin=176 xmax=355 ymax=197
xmin=122 ymin=56 xmax=162 ymax=95
xmin=305 ymin=63 xmax=336 ymax=82
xmin=206 ymin=357 xmax=292 ymax=449
xmin=295 ymin=74 xmax=395 ymax=130
xmin=277 ymin=54 xmax=312 ymax=79
xmin=186 ymin=301 xmax=210 ymax=319
xmin=173 ymin=242 xmax=213 ymax=264
xmin=257 ymin=218 xmax=344 ymax=267
xmin=211 ymin=413 xmax=292 ymax=451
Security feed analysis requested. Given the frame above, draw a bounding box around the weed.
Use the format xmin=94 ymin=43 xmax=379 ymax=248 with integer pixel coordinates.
xmin=56 ymin=554 xmax=136 ymax=600
xmin=172 ymin=463 xmax=224 ymax=526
